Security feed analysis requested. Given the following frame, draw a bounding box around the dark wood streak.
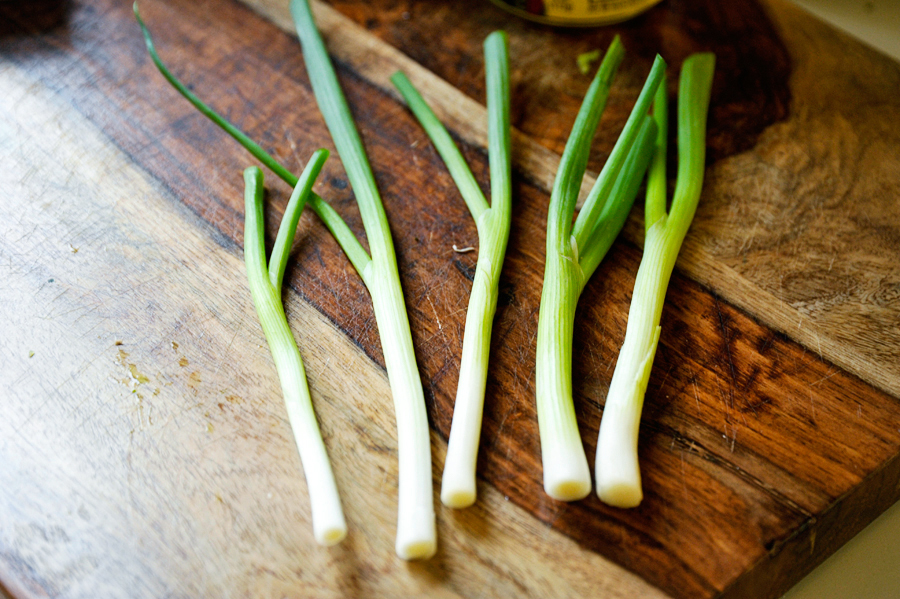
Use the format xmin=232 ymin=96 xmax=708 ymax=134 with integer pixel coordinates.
xmin=2 ymin=1 xmax=899 ymax=598
xmin=324 ymin=0 xmax=792 ymax=168
xmin=0 ymin=0 xmax=70 ymax=36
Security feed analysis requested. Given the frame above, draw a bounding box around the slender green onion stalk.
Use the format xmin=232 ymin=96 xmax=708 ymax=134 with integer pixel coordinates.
xmin=595 ymin=53 xmax=716 ymax=508
xmin=390 ymin=31 xmax=511 ymax=509
xmin=289 ymin=0 xmax=434 ymax=559
xmin=137 ymin=3 xmax=353 ymax=545
xmin=242 ymin=156 xmax=347 ymax=545
xmin=536 ymin=37 xmax=664 ymax=501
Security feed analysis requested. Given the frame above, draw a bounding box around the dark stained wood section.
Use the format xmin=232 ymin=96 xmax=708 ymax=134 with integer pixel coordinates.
xmin=2 ymin=0 xmax=899 ymax=598
xmin=325 ymin=0 xmax=792 ymax=168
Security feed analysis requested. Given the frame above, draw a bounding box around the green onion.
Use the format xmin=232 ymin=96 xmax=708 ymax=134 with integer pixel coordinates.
xmin=535 ymin=37 xmax=663 ymax=501
xmin=243 ymin=155 xmax=347 ymax=545
xmin=390 ymin=30 xmax=511 ymax=509
xmin=289 ymin=0 xmax=435 ymax=559
xmin=595 ymin=53 xmax=715 ymax=508
xmin=137 ymin=2 xmax=351 ymax=546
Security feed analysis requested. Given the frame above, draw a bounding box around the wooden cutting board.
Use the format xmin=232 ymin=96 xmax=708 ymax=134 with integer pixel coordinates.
xmin=2 ymin=0 xmax=899 ymax=597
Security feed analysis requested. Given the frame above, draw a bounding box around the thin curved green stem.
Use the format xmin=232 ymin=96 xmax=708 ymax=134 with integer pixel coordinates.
xmin=269 ymin=148 xmax=329 ymax=300
xmin=134 ymin=3 xmax=371 ymax=280
xmin=546 ymin=36 xmax=624 ymax=255
xmin=390 ymin=72 xmax=489 ymax=221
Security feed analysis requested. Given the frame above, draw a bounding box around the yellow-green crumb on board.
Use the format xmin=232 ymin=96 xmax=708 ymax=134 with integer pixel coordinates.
xmin=577 ymin=49 xmax=601 ymax=75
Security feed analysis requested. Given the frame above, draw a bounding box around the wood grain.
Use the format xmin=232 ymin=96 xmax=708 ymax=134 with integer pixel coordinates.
xmin=2 ymin=0 xmax=900 ymax=598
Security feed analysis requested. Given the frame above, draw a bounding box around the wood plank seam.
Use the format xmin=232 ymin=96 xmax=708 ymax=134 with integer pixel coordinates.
xmin=649 ymin=419 xmax=814 ymax=521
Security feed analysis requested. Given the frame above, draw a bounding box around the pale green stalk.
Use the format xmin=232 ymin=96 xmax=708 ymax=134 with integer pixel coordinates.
xmin=536 ymin=38 xmax=664 ymax=501
xmin=390 ymin=31 xmax=511 ymax=509
xmin=269 ymin=148 xmax=330 ymax=300
xmin=595 ymin=53 xmax=716 ymax=508
xmin=290 ymin=0 xmax=434 ymax=559
xmin=138 ymin=3 xmax=352 ymax=544
xmin=243 ymin=161 xmax=346 ymax=546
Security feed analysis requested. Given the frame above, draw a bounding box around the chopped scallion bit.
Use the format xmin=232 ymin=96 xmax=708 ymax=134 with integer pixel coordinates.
xmin=390 ymin=30 xmax=512 ymax=509
xmin=577 ymin=49 xmax=601 ymax=75
xmin=595 ymin=52 xmax=716 ymax=508
xmin=535 ymin=36 xmax=663 ymax=501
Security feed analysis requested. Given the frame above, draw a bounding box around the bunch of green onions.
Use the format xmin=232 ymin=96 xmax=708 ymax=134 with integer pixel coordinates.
xmin=390 ymin=31 xmax=511 ymax=509
xmin=139 ymin=0 xmax=716 ymax=556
